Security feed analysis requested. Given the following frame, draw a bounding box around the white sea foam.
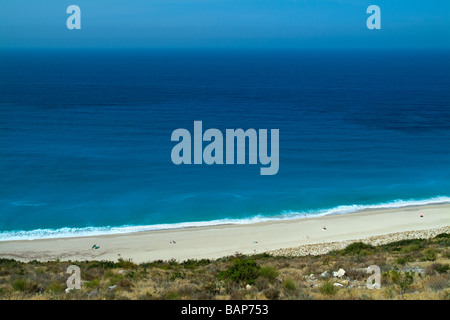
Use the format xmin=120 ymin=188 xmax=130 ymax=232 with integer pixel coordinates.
xmin=0 ymin=196 xmax=449 ymax=241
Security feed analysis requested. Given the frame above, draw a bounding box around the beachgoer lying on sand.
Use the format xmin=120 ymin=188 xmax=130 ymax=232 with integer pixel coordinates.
xmin=322 ymin=226 xmax=327 ymax=231
xmin=92 ymin=244 xmax=100 ymax=249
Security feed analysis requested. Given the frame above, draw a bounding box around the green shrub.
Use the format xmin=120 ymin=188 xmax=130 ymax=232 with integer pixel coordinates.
xmin=259 ymin=266 xmax=279 ymax=282
xmin=434 ymin=233 xmax=450 ymax=247
xmin=396 ymin=255 xmax=414 ymax=265
xmin=429 ymin=263 xmax=449 ymax=274
xmin=283 ymin=278 xmax=297 ymax=291
xmin=169 ymin=271 xmax=185 ymax=281
xmin=342 ymin=242 xmax=375 ymax=255
xmin=12 ymin=279 xmax=40 ymax=293
xmin=319 ymin=281 xmax=337 ymax=296
xmin=252 ymin=253 xmax=272 ymax=260
xmin=46 ymin=281 xmax=66 ymax=293
xmin=108 ymin=274 xmax=125 ymax=286
xmin=435 ymin=264 xmax=449 ymax=274
xmin=163 ymin=290 xmax=180 ymax=300
xmin=382 ymin=239 xmax=426 ymax=252
xmin=0 ymin=259 xmax=23 ymax=269
xmin=424 ymin=248 xmax=437 ymax=261
xmin=389 ymin=270 xmax=414 ymax=296
xmin=401 ymin=244 xmax=422 ymax=253
xmin=86 ymin=260 xmax=117 ymax=269
xmin=218 ymin=258 xmax=261 ymax=285
xmin=12 ymin=279 xmax=27 ymax=291
xmin=117 ymin=258 xmax=138 ymax=269
xmin=181 ymin=259 xmax=211 ymax=269
xmin=84 ymin=279 xmax=100 ymax=289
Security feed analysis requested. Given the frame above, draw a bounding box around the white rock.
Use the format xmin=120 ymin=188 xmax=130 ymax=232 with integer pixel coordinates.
xmin=333 ymin=283 xmax=344 ymax=287
xmin=108 ymin=285 xmax=118 ymax=292
xmin=320 ymin=271 xmax=330 ymax=277
xmin=333 ymin=268 xmax=346 ymax=278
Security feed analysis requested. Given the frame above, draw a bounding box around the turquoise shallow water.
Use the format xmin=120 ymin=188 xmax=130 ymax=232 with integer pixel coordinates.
xmin=0 ymin=49 xmax=449 ymax=240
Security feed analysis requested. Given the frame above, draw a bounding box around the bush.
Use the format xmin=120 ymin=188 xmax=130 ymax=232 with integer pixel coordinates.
xmin=12 ymin=279 xmax=41 ymax=294
xmin=396 ymin=256 xmax=414 ymax=265
xmin=283 ymin=278 xmax=297 ymax=291
xmin=86 ymin=260 xmax=117 ymax=269
xmin=46 ymin=281 xmax=66 ymax=293
xmin=169 ymin=271 xmax=185 ymax=281
xmin=427 ymin=263 xmax=449 ymax=275
xmin=108 ymin=274 xmax=125 ymax=286
xmin=424 ymin=248 xmax=437 ymax=261
xmin=84 ymin=279 xmax=100 ymax=289
xmin=181 ymin=259 xmax=211 ymax=269
xmin=382 ymin=239 xmax=426 ymax=252
xmin=434 ymin=233 xmax=450 ymax=239
xmin=435 ymin=264 xmax=449 ymax=274
xmin=162 ymin=290 xmax=180 ymax=300
xmin=0 ymin=259 xmax=23 ymax=269
xmin=218 ymin=258 xmax=261 ymax=285
xmin=389 ymin=270 xmax=414 ymax=296
xmin=434 ymin=233 xmax=450 ymax=247
xmin=342 ymin=242 xmax=375 ymax=255
xmin=12 ymin=279 xmax=27 ymax=291
xmin=259 ymin=266 xmax=279 ymax=282
xmin=401 ymin=244 xmax=422 ymax=253
xmin=319 ymin=281 xmax=337 ymax=296
xmin=117 ymin=258 xmax=138 ymax=269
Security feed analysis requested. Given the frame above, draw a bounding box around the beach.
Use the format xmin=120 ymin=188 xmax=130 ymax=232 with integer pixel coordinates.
xmin=0 ymin=203 xmax=448 ymax=263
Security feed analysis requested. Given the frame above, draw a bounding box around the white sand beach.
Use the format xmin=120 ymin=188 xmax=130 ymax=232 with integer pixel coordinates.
xmin=0 ymin=203 xmax=448 ymax=263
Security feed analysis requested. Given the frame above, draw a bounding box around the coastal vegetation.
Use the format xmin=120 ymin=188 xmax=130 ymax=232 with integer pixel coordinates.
xmin=0 ymin=233 xmax=448 ymax=300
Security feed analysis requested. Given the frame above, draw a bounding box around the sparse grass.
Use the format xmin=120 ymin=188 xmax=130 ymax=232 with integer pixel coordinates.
xmin=0 ymin=233 xmax=448 ymax=300
xmin=283 ymin=278 xmax=297 ymax=291
xmin=84 ymin=279 xmax=100 ymax=290
xmin=319 ymin=281 xmax=337 ymax=296
xmin=259 ymin=265 xmax=279 ymax=282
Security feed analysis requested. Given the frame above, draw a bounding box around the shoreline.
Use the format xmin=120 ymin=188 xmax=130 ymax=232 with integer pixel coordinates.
xmin=0 ymin=203 xmax=448 ymax=263
xmin=1 ymin=197 xmax=449 ymax=241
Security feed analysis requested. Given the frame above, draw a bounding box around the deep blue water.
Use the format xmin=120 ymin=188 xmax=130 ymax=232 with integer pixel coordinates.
xmin=0 ymin=49 xmax=449 ymax=239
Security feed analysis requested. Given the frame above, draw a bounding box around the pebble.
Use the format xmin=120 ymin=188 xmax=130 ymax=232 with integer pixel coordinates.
xmin=266 ymin=227 xmax=449 ymax=257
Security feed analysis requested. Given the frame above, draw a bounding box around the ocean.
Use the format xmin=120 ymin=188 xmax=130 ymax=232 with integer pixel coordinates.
xmin=0 ymin=49 xmax=449 ymax=240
